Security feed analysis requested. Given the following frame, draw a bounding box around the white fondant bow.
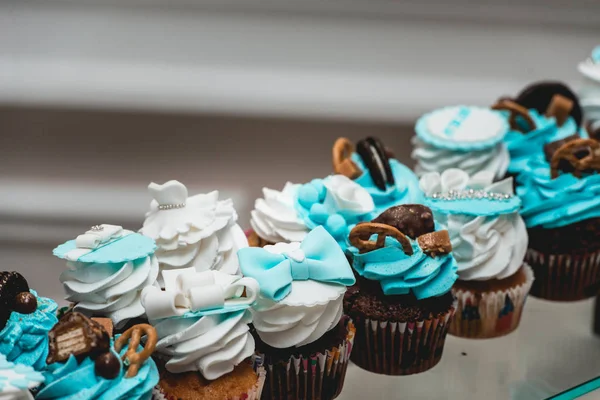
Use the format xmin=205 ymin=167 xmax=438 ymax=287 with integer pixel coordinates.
xmin=75 ymin=224 xmax=123 ymax=249
xmin=141 ymin=268 xmax=259 ymax=320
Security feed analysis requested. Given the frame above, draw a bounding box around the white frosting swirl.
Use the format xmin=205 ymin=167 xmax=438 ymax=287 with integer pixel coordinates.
xmin=322 ymin=175 xmax=374 ymax=217
xmin=250 ymin=182 xmax=308 ymax=243
xmin=151 ymin=310 xmax=255 ymax=381
xmin=420 ymin=169 xmax=527 ymax=281
xmin=140 ymin=181 xmax=247 ymax=280
xmin=412 ymin=137 xmax=509 ymax=180
xmin=579 ymin=50 xmax=600 ymax=122
xmin=60 ymin=255 xmax=159 ymax=328
xmin=250 ymin=242 xmax=345 ymax=349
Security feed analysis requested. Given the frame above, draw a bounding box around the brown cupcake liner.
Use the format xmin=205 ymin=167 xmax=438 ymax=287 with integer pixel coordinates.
xmin=245 ymin=229 xmax=276 ymax=248
xmin=254 ymin=321 xmax=356 ymax=400
xmin=526 ymin=247 xmax=600 ymax=301
xmin=350 ymin=302 xmax=456 ymax=375
xmin=449 ymin=264 xmax=534 ymax=339
xmin=152 ymin=364 xmax=266 ymax=400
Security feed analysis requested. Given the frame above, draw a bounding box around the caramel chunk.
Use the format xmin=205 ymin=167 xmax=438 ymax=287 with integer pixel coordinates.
xmin=417 ymin=231 xmax=452 ymax=257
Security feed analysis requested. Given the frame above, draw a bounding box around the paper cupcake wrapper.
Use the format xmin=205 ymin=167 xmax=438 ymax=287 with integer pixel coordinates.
xmin=350 ymin=303 xmax=456 ymax=375
xmin=526 ymin=247 xmax=600 ymax=301
xmin=152 ymin=365 xmax=266 ymax=400
xmin=254 ymin=321 xmax=356 ymax=400
xmin=244 ymin=229 xmax=275 ymax=248
xmin=449 ymin=264 xmax=534 ymax=339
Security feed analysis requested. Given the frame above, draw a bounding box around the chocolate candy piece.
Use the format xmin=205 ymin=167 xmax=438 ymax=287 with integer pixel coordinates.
xmin=47 ymin=312 xmax=110 ymax=364
xmin=373 ymin=205 xmax=435 ymax=239
xmin=544 ymin=134 xmax=580 ymax=162
xmin=356 ymin=137 xmax=395 ymax=191
xmin=13 ymin=292 xmax=37 ymax=314
xmin=95 ymin=352 xmax=121 ymax=380
xmin=0 ymin=271 xmax=30 ymax=330
xmin=417 ymin=231 xmax=452 ymax=257
xmin=514 ymin=81 xmax=582 ymax=128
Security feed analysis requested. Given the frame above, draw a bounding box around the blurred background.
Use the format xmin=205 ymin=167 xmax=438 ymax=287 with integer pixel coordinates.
xmin=1 ymin=0 xmax=599 ymax=312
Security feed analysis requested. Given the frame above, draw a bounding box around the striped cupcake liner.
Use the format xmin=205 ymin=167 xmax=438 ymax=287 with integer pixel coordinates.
xmin=350 ymin=302 xmax=456 ymax=375
xmin=255 ymin=321 xmax=356 ymax=400
xmin=450 ymin=265 xmax=534 ymax=339
xmin=526 ymin=247 xmax=600 ymax=301
xmin=152 ymin=365 xmax=266 ymax=400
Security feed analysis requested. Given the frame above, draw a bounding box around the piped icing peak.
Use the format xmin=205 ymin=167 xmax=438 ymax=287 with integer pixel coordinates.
xmin=420 ymin=169 xmax=520 ymax=216
xmin=238 ymin=226 xmax=355 ymax=348
xmin=141 ymin=180 xmax=248 ymax=276
xmin=348 ymin=205 xmax=458 ymax=299
xmin=0 ymin=353 xmax=45 ymax=398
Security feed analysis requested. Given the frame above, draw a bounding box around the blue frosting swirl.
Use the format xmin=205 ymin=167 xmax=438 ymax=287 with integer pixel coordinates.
xmin=504 ymin=109 xmax=587 ymax=176
xmin=517 ymin=157 xmax=600 ymax=228
xmin=351 ymin=154 xmax=424 ymax=216
xmin=0 ymin=291 xmax=57 ymax=371
xmin=348 ymin=237 xmax=458 ymax=299
xmin=37 ymin=339 xmax=159 ymax=400
xmin=295 ymin=178 xmax=371 ymax=249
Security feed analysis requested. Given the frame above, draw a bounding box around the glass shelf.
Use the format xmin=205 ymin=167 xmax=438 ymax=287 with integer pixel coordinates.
xmin=339 ymin=297 xmax=600 ymax=399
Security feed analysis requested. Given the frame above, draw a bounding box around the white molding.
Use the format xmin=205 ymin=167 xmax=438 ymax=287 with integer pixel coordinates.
xmin=1 ymin=1 xmax=598 ymax=123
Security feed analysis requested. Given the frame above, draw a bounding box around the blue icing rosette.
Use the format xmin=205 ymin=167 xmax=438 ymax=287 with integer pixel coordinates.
xmin=53 ymin=230 xmax=156 ymax=264
xmin=517 ymin=157 xmax=600 ymax=229
xmin=0 ymin=290 xmax=58 ymax=371
xmin=503 ymin=108 xmax=587 ymax=176
xmin=415 ymin=106 xmax=508 ymax=151
xmin=351 ymin=153 xmax=423 ymax=216
xmin=37 ymin=338 xmax=159 ymax=400
xmin=349 ymin=237 xmax=458 ymax=300
xmin=294 ymin=176 xmax=375 ymax=249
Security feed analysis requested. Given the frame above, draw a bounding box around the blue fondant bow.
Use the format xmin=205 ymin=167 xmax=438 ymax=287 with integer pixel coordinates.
xmin=237 ymin=226 xmax=356 ymax=302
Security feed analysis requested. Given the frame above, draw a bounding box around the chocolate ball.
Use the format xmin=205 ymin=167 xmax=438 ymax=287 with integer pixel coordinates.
xmin=14 ymin=292 xmax=37 ymax=314
xmin=373 ymin=205 xmax=435 ymax=239
xmin=95 ymin=352 xmax=121 ymax=380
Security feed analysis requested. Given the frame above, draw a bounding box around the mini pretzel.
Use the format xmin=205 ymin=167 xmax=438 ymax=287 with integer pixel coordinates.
xmin=551 ymin=138 xmax=600 ymax=179
xmin=332 ymin=138 xmax=361 ymax=179
xmin=492 ymin=99 xmax=536 ymax=132
xmin=114 ymin=324 xmax=157 ymax=378
xmin=349 ymin=222 xmax=413 ymax=255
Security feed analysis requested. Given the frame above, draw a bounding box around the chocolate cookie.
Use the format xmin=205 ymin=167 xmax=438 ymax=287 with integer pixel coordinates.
xmin=373 ymin=205 xmax=435 ymax=239
xmin=0 ymin=271 xmax=31 ymax=330
xmin=356 ymin=137 xmax=395 ymax=191
xmin=514 ymin=81 xmax=582 ymax=128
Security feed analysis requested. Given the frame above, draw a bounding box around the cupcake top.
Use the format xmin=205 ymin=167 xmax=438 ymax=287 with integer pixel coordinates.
xmin=250 ymin=182 xmax=308 ymax=243
xmin=348 ymin=205 xmax=458 ymax=299
xmin=53 ymin=224 xmax=159 ymax=328
xmin=0 ymin=353 xmax=45 ymax=399
xmin=238 ymin=226 xmax=355 ymax=348
xmin=140 ymin=180 xmax=248 ymax=276
xmin=420 ymin=169 xmax=527 ymax=281
xmin=412 ymin=107 xmax=510 ymax=179
xmin=37 ymin=312 xmax=159 ymax=400
xmin=0 ymin=272 xmax=58 ymax=371
xmin=517 ymin=137 xmax=600 ymax=229
xmin=332 ymin=137 xmax=423 ymax=214
xmin=250 ymin=175 xmax=374 ymax=249
xmin=141 ymin=268 xmax=259 ymax=380
xmin=579 ymin=46 xmax=600 ymax=83
xmin=494 ymin=84 xmax=586 ymax=176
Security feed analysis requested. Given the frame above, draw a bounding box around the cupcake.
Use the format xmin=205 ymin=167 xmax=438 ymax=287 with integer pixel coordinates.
xmin=332 ymin=136 xmax=423 ymax=216
xmin=494 ymin=82 xmax=587 ymax=181
xmin=579 ymin=46 xmax=600 ymax=130
xmin=140 ymin=268 xmax=265 ymax=400
xmin=140 ymin=180 xmax=248 ymax=279
xmin=420 ymin=169 xmax=534 ymax=338
xmin=249 ymin=175 xmax=374 ymax=250
xmin=0 ymin=271 xmax=58 ymax=371
xmin=412 ymin=106 xmax=510 ymax=180
xmin=518 ymin=137 xmax=600 ymax=301
xmin=0 ymin=353 xmax=45 ymax=400
xmin=344 ymin=205 xmax=458 ymax=375
xmin=36 ymin=312 xmax=159 ymax=399
xmin=238 ymin=226 xmax=356 ymax=400
xmin=53 ymin=224 xmax=159 ymax=329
